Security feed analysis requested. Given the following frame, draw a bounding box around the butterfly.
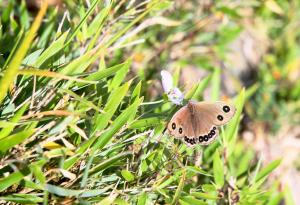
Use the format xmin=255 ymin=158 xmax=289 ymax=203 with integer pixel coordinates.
xmin=161 ymin=70 xmax=236 ymax=146
xmin=167 ymin=101 xmax=236 ymax=146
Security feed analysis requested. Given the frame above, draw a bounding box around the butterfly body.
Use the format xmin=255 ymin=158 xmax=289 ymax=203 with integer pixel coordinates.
xmin=167 ymin=101 xmax=236 ymax=146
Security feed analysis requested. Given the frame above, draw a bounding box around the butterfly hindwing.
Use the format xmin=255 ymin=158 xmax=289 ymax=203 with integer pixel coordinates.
xmin=167 ymin=106 xmax=190 ymax=138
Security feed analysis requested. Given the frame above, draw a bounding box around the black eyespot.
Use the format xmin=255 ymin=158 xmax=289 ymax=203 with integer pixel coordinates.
xmin=213 ymin=127 xmax=216 ymax=130
xmin=192 ymin=138 xmax=196 ymax=144
xmin=184 ymin=136 xmax=188 ymax=141
xmin=179 ymin=127 xmax=183 ymax=134
xmin=199 ymin=136 xmax=203 ymax=142
xmin=211 ymin=130 xmax=215 ymax=135
xmin=172 ymin=123 xmax=176 ymax=130
xmin=204 ymin=135 xmax=209 ymax=141
xmin=208 ymin=133 xmax=212 ymax=138
xmin=223 ymin=105 xmax=230 ymax=113
xmin=217 ymin=115 xmax=224 ymax=121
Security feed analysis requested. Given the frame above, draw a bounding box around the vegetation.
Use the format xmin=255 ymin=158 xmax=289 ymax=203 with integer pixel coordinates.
xmin=0 ymin=0 xmax=299 ymax=204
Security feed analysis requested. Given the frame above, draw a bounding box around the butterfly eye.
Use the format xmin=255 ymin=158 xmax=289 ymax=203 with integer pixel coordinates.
xmin=203 ymin=135 xmax=209 ymax=141
xmin=184 ymin=136 xmax=188 ymax=141
xmin=223 ymin=105 xmax=230 ymax=113
xmin=217 ymin=115 xmax=224 ymax=121
xmin=172 ymin=123 xmax=176 ymax=130
xmin=199 ymin=136 xmax=204 ymax=142
xmin=179 ymin=127 xmax=183 ymax=134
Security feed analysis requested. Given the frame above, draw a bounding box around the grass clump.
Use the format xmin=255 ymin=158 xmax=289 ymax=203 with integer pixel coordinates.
xmin=0 ymin=0 xmax=296 ymax=204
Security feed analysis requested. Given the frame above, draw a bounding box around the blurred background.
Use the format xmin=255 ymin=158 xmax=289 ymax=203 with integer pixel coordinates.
xmin=117 ymin=1 xmax=300 ymax=202
xmin=129 ymin=1 xmax=300 ymax=202
xmin=0 ymin=0 xmax=300 ymax=204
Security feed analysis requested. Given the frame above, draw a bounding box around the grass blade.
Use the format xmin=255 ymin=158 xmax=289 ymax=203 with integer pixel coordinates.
xmin=34 ymin=31 xmax=69 ymax=67
xmin=0 ymin=2 xmax=48 ymax=104
xmin=0 ymin=129 xmax=34 ymax=155
xmin=213 ymin=149 xmax=224 ymax=188
xmin=94 ymin=81 xmax=131 ymax=131
xmin=171 ymin=169 xmax=186 ymax=205
xmin=254 ymin=159 xmax=281 ymax=183
xmin=92 ymin=97 xmax=143 ymax=150
xmin=0 ymin=103 xmax=29 ymax=139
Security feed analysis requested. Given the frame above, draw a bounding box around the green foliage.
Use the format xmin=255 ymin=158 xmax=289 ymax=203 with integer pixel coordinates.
xmin=0 ymin=0 xmax=294 ymax=204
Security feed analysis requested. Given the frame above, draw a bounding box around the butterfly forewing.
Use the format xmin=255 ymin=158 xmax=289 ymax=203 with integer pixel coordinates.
xmin=193 ymin=101 xmax=236 ymax=126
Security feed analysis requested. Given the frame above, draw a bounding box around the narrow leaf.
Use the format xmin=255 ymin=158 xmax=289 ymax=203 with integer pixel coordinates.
xmin=0 ymin=2 xmax=48 ymax=104
xmin=0 ymin=129 xmax=34 ymax=154
xmin=213 ymin=150 xmax=224 ymax=188
xmin=255 ymin=159 xmax=281 ymax=183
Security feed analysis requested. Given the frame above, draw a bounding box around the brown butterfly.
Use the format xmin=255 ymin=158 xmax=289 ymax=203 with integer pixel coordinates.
xmin=167 ymin=101 xmax=236 ymax=147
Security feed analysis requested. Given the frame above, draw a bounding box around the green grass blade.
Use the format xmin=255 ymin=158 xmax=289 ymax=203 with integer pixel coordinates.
xmin=80 ymin=186 xmax=114 ymax=197
xmin=63 ymin=96 xmax=140 ymax=171
xmin=109 ymin=60 xmax=131 ymax=91
xmin=0 ymin=159 xmax=46 ymax=192
xmin=34 ymin=31 xmax=69 ymax=67
xmin=213 ymin=149 xmax=224 ymax=188
xmin=58 ymin=88 xmax=102 ymax=113
xmin=129 ymin=117 xmax=161 ymax=129
xmin=185 ymin=75 xmax=212 ymax=100
xmin=131 ymin=81 xmax=142 ymax=101
xmin=0 ymin=194 xmax=44 ymax=204
xmin=137 ymin=192 xmax=147 ymax=205
xmin=90 ymin=152 xmax=132 ymax=176
xmin=45 ymin=184 xmax=84 ymax=197
xmin=81 ymin=61 xmax=129 ymax=84
xmin=92 ymin=97 xmax=143 ymax=150
xmin=30 ymin=164 xmax=46 ymax=185
xmin=156 ymin=170 xmax=183 ymax=190
xmin=254 ymin=159 xmax=281 ymax=183
xmin=179 ymin=196 xmax=207 ymax=205
xmin=2 ymin=28 xmax=24 ymax=69
xmin=0 ymin=121 xmax=18 ymax=128
xmin=191 ymin=192 xmax=218 ymax=200
xmin=94 ymin=81 xmax=131 ymax=131
xmin=171 ymin=169 xmax=186 ymax=205
xmin=59 ymin=47 xmax=104 ymax=75
xmin=104 ymin=1 xmax=158 ymax=48
xmin=0 ymin=102 xmax=29 ymax=139
xmin=65 ymin=0 xmax=102 ymax=46
xmin=0 ymin=129 xmax=34 ymax=155
xmin=121 ymin=169 xmax=135 ymax=182
xmin=87 ymin=5 xmax=111 ymax=50
xmin=225 ymin=88 xmax=245 ymax=142
xmin=0 ymin=3 xmax=48 ymax=104
xmin=0 ymin=167 xmax=31 ymax=192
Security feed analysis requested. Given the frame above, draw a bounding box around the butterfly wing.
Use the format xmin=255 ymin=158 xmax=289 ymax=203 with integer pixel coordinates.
xmin=167 ymin=104 xmax=218 ymax=147
xmin=192 ymin=101 xmax=236 ymax=127
xmin=167 ymin=105 xmax=191 ymax=138
xmin=167 ymin=101 xmax=235 ymax=146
